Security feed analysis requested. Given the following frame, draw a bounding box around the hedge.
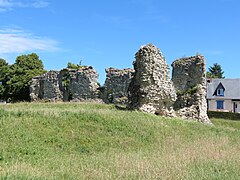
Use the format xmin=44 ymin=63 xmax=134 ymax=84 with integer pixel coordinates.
xmin=208 ymin=111 xmax=240 ymax=121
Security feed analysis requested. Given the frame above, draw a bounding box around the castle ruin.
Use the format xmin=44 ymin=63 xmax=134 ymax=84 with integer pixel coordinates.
xmin=30 ymin=44 xmax=211 ymax=124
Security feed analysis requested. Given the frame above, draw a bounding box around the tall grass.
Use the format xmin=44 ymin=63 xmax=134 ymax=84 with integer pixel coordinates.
xmin=0 ymin=102 xmax=240 ymax=179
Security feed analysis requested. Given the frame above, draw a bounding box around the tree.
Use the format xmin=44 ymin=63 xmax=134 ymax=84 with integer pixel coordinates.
xmin=3 ymin=53 xmax=46 ymax=102
xmin=15 ymin=53 xmax=44 ymax=70
xmin=207 ymin=63 xmax=225 ymax=79
xmin=0 ymin=59 xmax=9 ymax=100
xmin=0 ymin=58 xmax=8 ymax=67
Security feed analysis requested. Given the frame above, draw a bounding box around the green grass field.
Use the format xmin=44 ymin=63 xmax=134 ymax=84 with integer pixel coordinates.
xmin=0 ymin=102 xmax=240 ymax=179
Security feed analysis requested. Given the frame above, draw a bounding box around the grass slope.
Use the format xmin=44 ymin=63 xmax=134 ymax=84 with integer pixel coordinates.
xmin=0 ymin=103 xmax=240 ymax=179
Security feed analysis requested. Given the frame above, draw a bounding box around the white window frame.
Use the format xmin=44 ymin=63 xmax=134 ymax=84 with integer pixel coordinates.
xmin=217 ymin=88 xmax=224 ymax=96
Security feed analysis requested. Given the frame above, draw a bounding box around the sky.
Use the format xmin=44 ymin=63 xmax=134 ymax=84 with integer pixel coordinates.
xmin=0 ymin=0 xmax=240 ymax=84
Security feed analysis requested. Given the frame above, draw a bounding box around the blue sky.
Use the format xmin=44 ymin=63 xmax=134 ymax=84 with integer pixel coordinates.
xmin=0 ymin=0 xmax=240 ymax=84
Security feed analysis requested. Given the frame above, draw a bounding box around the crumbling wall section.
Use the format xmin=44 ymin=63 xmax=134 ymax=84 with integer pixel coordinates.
xmin=39 ymin=70 xmax=62 ymax=101
xmin=30 ymin=67 xmax=100 ymax=102
xmin=103 ymin=67 xmax=134 ymax=104
xmin=172 ymin=55 xmax=211 ymax=124
xmin=127 ymin=44 xmax=176 ymax=116
xmin=65 ymin=66 xmax=99 ymax=101
xmin=30 ymin=76 xmax=40 ymax=101
xmin=30 ymin=71 xmax=62 ymax=101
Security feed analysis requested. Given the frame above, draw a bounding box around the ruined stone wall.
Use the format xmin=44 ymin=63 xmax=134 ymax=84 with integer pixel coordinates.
xmin=30 ymin=76 xmax=40 ymax=101
xmin=103 ymin=67 xmax=134 ymax=104
xmin=59 ymin=66 xmax=100 ymax=101
xmin=30 ymin=66 xmax=100 ymax=102
xmin=39 ymin=71 xmax=62 ymax=101
xmin=127 ymin=44 xmax=176 ymax=116
xmin=172 ymin=55 xmax=211 ymax=124
xmin=30 ymin=71 xmax=62 ymax=101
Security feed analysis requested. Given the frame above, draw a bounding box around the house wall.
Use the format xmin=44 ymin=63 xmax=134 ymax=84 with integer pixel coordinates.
xmin=208 ymin=99 xmax=232 ymax=112
xmin=232 ymin=101 xmax=240 ymax=113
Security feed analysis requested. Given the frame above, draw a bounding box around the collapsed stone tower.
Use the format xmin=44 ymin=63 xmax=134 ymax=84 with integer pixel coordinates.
xmin=128 ymin=44 xmax=176 ymax=116
xmin=172 ymin=55 xmax=211 ymax=124
xmin=102 ymin=67 xmax=134 ymax=104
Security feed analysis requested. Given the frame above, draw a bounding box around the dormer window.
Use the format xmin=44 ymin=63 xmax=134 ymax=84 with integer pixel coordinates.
xmin=217 ymin=88 xmax=224 ymax=96
xmin=213 ymin=82 xmax=225 ymax=97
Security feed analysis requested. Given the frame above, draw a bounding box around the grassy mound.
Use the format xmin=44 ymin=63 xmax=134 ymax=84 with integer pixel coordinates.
xmin=0 ymin=103 xmax=240 ymax=179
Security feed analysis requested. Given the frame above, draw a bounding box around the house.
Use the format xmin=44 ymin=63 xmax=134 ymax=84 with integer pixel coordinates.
xmin=207 ymin=79 xmax=240 ymax=113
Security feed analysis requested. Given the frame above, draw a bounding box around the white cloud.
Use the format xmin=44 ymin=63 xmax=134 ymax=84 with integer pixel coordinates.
xmin=0 ymin=0 xmax=13 ymax=11
xmin=32 ymin=1 xmax=49 ymax=8
xmin=0 ymin=28 xmax=58 ymax=54
xmin=0 ymin=0 xmax=12 ymax=7
xmin=0 ymin=0 xmax=49 ymax=11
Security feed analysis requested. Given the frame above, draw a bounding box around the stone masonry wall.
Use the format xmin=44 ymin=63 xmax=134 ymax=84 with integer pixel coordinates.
xmin=103 ymin=67 xmax=134 ymax=104
xmin=30 ymin=76 xmax=40 ymax=101
xmin=127 ymin=44 xmax=176 ymax=116
xmin=172 ymin=55 xmax=211 ymax=124
xmin=30 ymin=71 xmax=62 ymax=101
xmin=30 ymin=66 xmax=99 ymax=102
xmin=39 ymin=71 xmax=62 ymax=101
xmin=59 ymin=66 xmax=100 ymax=101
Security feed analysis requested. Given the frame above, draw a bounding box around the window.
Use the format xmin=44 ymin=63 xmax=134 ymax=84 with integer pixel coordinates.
xmin=213 ymin=83 xmax=225 ymax=97
xmin=216 ymin=100 xmax=224 ymax=109
xmin=217 ymin=88 xmax=224 ymax=96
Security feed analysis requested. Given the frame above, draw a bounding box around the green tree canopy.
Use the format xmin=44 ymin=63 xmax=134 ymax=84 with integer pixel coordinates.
xmin=16 ymin=53 xmax=44 ymax=70
xmin=207 ymin=63 xmax=225 ymax=79
xmin=0 ymin=58 xmax=8 ymax=67
xmin=0 ymin=59 xmax=9 ymax=100
xmin=0 ymin=53 xmax=46 ymax=102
